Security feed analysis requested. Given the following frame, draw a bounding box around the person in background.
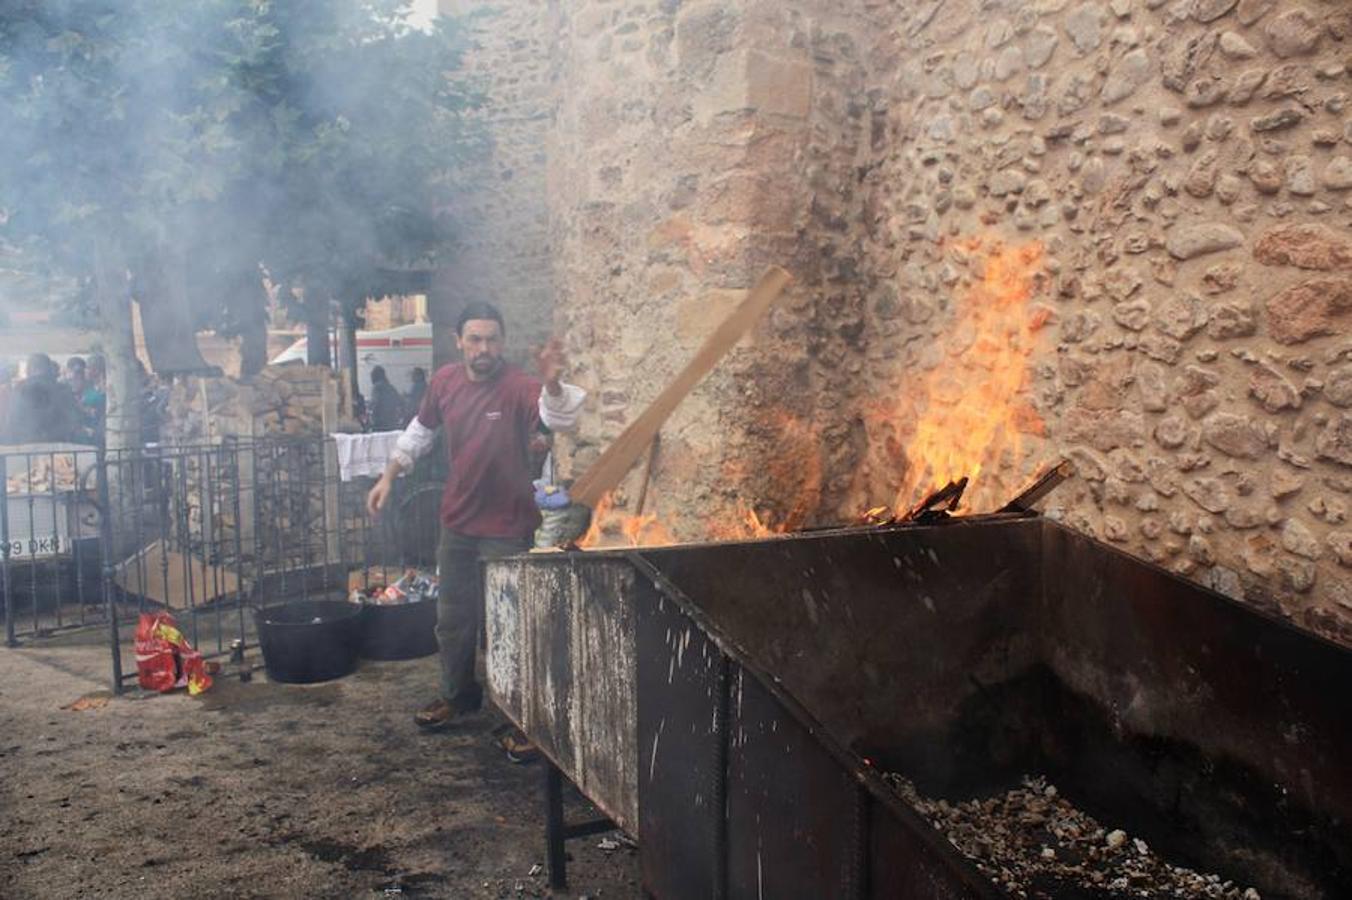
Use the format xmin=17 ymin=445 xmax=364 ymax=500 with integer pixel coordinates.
xmin=353 ymin=390 xmax=368 ymax=430
xmin=65 ymin=356 xmax=89 ymax=397
xmin=6 ymin=353 xmax=84 ymax=443
xmin=405 ymin=367 xmax=427 ymax=424
xmin=368 ymin=365 xmax=406 ymax=432
xmin=139 ymin=361 xmax=169 ymax=446
xmin=82 ymin=355 xmax=108 ymax=440
xmin=366 ymin=302 xmax=585 ymax=730
xmin=64 ymin=356 xmax=103 ymax=442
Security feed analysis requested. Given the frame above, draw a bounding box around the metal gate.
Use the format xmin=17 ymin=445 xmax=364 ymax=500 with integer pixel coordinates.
xmin=1 ymin=436 xmax=442 ymax=690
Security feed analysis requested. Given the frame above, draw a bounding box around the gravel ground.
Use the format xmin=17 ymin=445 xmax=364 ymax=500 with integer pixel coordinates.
xmin=884 ymin=773 xmax=1264 ymax=900
xmin=0 ymin=625 xmax=641 ymax=900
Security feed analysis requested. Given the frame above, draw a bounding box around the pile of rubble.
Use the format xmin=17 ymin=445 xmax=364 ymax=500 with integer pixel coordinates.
xmin=4 ymin=453 xmax=86 ymax=494
xmin=883 ymin=773 xmax=1262 ymax=900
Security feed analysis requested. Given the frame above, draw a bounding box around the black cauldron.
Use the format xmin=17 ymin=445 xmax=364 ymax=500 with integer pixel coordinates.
xmin=359 ymin=599 xmax=438 ymax=661
xmin=254 ymin=600 xmax=364 ymax=684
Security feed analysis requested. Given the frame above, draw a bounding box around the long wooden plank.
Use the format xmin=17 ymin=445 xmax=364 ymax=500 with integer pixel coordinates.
xmin=571 ymin=266 xmax=793 ymax=509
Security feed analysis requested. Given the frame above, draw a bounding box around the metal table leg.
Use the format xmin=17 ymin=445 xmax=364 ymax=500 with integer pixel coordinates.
xmin=542 ymin=758 xmax=619 ymax=891
xmin=545 ymin=760 xmax=567 ymax=889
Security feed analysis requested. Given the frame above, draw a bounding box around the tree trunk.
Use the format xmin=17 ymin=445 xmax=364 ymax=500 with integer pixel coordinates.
xmin=136 ymin=249 xmax=213 ymax=377
xmin=94 ymin=239 xmax=143 ymax=454
xmin=337 ymin=302 xmax=360 ymax=403
xmin=94 ymin=238 xmax=145 ymax=567
xmin=239 ymin=280 xmax=270 ymax=380
xmin=304 ymin=294 xmax=331 ymax=367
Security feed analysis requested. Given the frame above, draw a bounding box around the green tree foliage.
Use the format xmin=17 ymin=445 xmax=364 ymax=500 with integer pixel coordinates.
xmin=0 ymin=0 xmax=480 ymax=374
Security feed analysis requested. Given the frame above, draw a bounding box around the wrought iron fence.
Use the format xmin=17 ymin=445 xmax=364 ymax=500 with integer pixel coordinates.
xmin=0 ymin=443 xmax=105 ymax=644
xmin=0 ymin=436 xmax=442 ymax=690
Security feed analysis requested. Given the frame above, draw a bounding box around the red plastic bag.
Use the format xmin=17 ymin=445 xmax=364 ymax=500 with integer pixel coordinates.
xmin=134 ymin=612 xmax=212 ymax=695
xmin=134 ymin=613 xmax=177 ymax=692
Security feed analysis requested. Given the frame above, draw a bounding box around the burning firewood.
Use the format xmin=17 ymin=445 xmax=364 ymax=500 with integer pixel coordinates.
xmin=855 ymin=459 xmax=1073 ymax=528
xmin=902 ymin=477 xmax=969 ymax=523
xmin=856 ymin=506 xmax=895 ymax=526
xmin=851 ymin=478 xmax=970 ymax=527
xmin=999 ymin=459 xmax=1075 ymax=513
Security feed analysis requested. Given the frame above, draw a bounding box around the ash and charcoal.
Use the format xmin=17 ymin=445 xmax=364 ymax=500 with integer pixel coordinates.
xmin=883 ymin=773 xmax=1262 ymax=900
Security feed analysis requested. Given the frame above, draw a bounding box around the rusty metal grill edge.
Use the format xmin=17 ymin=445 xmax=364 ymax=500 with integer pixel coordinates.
xmin=485 ymin=515 xmax=1352 ymax=899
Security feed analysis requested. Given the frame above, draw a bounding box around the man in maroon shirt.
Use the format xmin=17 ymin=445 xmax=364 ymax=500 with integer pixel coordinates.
xmin=366 ymin=302 xmax=585 ymax=729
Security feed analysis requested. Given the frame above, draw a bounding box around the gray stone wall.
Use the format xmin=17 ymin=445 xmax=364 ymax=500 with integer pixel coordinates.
xmin=433 ymin=0 xmax=560 ymax=365
xmin=839 ymin=0 xmax=1352 ymax=643
xmin=452 ymin=0 xmax=1352 ymax=645
xmin=545 ymin=0 xmax=828 ymax=536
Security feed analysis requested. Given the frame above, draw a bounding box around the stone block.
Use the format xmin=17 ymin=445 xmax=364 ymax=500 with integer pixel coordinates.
xmin=1236 ymin=0 xmax=1276 ymax=26
xmin=1166 ymin=222 xmax=1245 ymax=260
xmin=1218 ymin=31 xmax=1258 ymax=59
xmin=1061 ymin=408 xmax=1148 ymax=451
xmin=1202 ymin=412 xmax=1266 ymax=458
xmin=1183 ymin=477 xmax=1233 ymax=514
xmin=647 ymin=213 xmax=693 ymax=250
xmin=1325 ymin=367 xmax=1352 ymax=408
xmin=1155 ymin=293 xmax=1208 ymax=341
xmin=1281 ymin=518 xmax=1322 ymax=559
xmin=647 ymin=269 xmax=685 ymax=297
xmin=1329 ymin=532 xmax=1352 ymax=567
xmin=1324 ymin=157 xmax=1352 ymax=192
xmin=1316 ymin=414 xmax=1352 ymax=467
xmin=744 ymin=50 xmax=812 ymax=119
xmin=1264 ymin=8 xmax=1322 ymax=59
xmin=1065 ymin=3 xmax=1106 ymax=54
xmin=675 ymin=3 xmax=740 ymax=79
xmin=701 ymin=172 xmax=798 ymax=231
xmin=1253 ymin=223 xmax=1352 ymax=271
xmin=1264 ymin=277 xmax=1352 ymax=344
xmin=1206 ymin=303 xmax=1257 ymax=339
xmin=1102 ymin=48 xmax=1152 ymax=105
xmin=693 ymin=49 xmax=812 ymax=123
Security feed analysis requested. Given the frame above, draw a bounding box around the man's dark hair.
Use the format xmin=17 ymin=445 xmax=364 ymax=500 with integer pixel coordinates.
xmin=67 ymin=356 xmax=87 ymax=375
xmin=371 ymin=366 xmax=387 ymax=384
xmin=411 ymin=367 xmax=427 ymax=382
xmin=456 ymin=302 xmax=505 ymax=337
xmin=25 ymin=353 xmax=54 ymax=380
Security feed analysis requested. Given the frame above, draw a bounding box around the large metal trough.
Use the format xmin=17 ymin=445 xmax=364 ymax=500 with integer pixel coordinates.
xmin=484 ymin=514 xmax=1352 ymax=899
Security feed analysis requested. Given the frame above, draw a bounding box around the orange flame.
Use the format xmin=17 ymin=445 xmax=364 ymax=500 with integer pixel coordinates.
xmin=621 ymin=511 xmax=676 ymax=547
xmin=709 ymin=411 xmax=824 ymax=540
xmin=577 ymin=492 xmax=677 ymax=549
xmin=575 ymin=241 xmax=1045 ymax=545
xmin=576 ymin=493 xmax=613 ymax=548
xmin=888 ymin=239 xmax=1047 ymax=514
xmin=707 ymin=500 xmax=785 ymax=541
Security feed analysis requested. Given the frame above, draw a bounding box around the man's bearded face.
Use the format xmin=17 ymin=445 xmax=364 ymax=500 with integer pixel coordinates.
xmin=457 ymin=319 xmax=505 ymax=379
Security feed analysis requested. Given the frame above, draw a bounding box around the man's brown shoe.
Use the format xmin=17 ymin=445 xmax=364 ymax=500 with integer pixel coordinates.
xmin=492 ymin=723 xmax=541 ymax=764
xmin=414 ymin=698 xmax=455 ymax=729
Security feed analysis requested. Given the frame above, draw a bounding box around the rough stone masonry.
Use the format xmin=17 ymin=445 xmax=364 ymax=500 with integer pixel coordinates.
xmin=448 ymin=0 xmax=1352 ymax=647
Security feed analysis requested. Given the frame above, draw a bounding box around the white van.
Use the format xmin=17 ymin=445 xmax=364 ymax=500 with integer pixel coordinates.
xmin=269 ymin=323 xmax=434 ymax=398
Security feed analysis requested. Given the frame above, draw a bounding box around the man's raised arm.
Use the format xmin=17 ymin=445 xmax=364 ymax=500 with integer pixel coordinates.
xmin=535 ymin=337 xmax=585 ymax=432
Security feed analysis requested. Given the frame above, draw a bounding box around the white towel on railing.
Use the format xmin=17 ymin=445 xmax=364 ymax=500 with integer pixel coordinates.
xmin=331 ymin=431 xmax=404 ymax=482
